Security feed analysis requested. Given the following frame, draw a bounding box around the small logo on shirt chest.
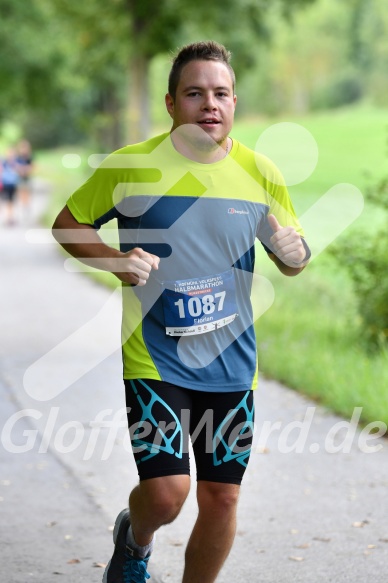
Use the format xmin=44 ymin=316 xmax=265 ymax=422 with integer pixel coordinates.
xmin=228 ymin=207 xmax=249 ymax=215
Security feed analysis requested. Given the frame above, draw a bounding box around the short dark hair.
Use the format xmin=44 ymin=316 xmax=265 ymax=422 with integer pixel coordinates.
xmin=168 ymin=40 xmax=235 ymax=100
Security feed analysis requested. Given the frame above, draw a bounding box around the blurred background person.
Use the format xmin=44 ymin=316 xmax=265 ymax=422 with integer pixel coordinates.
xmin=0 ymin=147 xmax=20 ymax=226
xmin=16 ymin=139 xmax=34 ymax=214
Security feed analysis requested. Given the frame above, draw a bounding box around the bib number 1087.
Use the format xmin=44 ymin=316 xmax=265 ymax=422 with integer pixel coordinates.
xmin=174 ymin=291 xmax=226 ymax=319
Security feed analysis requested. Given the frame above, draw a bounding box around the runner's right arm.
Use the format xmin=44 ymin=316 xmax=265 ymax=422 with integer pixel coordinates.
xmin=52 ymin=205 xmax=159 ymax=286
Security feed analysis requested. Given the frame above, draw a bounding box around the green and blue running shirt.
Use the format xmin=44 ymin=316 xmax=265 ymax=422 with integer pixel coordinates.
xmin=66 ymin=132 xmax=305 ymax=392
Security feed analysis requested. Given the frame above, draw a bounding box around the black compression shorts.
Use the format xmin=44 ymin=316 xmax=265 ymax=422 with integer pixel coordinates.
xmin=124 ymin=379 xmax=255 ymax=485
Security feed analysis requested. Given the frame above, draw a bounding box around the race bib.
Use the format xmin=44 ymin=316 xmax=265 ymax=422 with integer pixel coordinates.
xmin=161 ymin=269 xmax=238 ymax=336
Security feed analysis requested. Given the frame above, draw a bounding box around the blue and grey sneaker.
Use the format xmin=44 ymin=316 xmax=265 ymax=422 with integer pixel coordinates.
xmin=103 ymin=509 xmax=151 ymax=583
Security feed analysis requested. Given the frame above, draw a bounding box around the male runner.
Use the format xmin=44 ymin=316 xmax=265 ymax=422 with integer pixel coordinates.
xmin=52 ymin=41 xmax=310 ymax=583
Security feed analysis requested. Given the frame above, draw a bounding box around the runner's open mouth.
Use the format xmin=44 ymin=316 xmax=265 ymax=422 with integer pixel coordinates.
xmin=198 ymin=119 xmax=221 ymax=125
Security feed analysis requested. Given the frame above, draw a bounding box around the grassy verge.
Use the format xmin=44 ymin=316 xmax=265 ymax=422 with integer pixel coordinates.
xmin=254 ymin=252 xmax=388 ymax=426
xmin=39 ymin=105 xmax=388 ymax=426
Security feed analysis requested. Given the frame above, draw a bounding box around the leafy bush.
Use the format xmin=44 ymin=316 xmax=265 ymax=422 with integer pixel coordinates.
xmin=330 ymin=173 xmax=388 ymax=348
xmin=312 ymin=70 xmax=363 ymax=110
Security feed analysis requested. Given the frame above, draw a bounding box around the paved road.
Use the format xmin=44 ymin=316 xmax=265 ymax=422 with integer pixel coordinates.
xmin=1 ymin=185 xmax=388 ymax=583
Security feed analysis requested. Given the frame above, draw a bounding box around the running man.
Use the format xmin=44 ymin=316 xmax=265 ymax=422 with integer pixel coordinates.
xmin=52 ymin=41 xmax=310 ymax=583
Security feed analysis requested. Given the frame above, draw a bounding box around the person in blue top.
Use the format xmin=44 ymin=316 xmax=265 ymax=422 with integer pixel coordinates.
xmin=52 ymin=41 xmax=310 ymax=583
xmin=16 ymin=139 xmax=34 ymax=212
xmin=1 ymin=147 xmax=20 ymax=226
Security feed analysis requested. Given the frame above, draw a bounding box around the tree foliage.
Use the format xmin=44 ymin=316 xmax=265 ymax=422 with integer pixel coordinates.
xmin=237 ymin=0 xmax=388 ymax=116
xmin=3 ymin=0 xmax=387 ymax=147
xmin=0 ymin=0 xmax=388 ymax=141
xmin=0 ymin=0 xmax=63 ymax=113
xmin=0 ymin=0 xmax=318 ymax=147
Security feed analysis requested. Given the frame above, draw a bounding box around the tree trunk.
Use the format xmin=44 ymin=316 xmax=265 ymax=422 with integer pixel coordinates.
xmin=102 ymin=87 xmax=123 ymax=151
xmin=127 ymin=53 xmax=150 ymax=144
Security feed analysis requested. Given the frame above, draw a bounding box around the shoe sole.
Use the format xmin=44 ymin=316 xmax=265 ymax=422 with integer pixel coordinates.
xmin=102 ymin=509 xmax=130 ymax=583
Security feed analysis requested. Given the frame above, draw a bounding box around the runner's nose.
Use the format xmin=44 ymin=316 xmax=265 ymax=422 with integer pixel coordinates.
xmin=201 ymin=92 xmax=217 ymax=110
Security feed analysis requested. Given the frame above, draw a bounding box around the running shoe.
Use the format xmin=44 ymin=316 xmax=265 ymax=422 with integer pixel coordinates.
xmin=103 ymin=509 xmax=151 ymax=583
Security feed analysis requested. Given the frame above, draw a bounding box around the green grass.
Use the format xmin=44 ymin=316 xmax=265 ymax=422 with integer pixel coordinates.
xmin=233 ymin=104 xmax=388 ymax=241
xmin=41 ymin=105 xmax=388 ymax=427
xmin=254 ymin=251 xmax=388 ymax=425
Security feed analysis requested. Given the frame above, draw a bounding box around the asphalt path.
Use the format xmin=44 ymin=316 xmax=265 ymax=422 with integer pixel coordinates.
xmin=1 ymin=184 xmax=388 ymax=583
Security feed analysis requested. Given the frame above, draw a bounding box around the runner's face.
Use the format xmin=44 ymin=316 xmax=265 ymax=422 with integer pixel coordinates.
xmin=166 ymin=60 xmax=237 ymax=148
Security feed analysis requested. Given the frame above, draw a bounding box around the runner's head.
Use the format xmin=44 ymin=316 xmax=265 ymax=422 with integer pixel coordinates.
xmin=168 ymin=41 xmax=235 ymax=101
xmin=166 ymin=41 xmax=237 ymax=153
